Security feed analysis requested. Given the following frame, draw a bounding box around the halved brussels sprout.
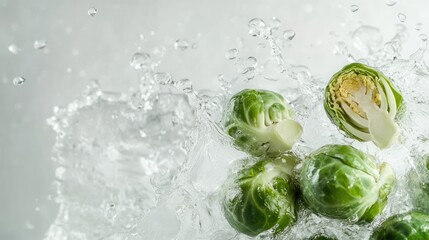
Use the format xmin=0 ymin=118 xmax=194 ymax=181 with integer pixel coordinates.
xmin=370 ymin=211 xmax=429 ymax=240
xmin=224 ymin=89 xmax=303 ymax=157
xmin=299 ymin=145 xmax=395 ymax=222
xmin=408 ymin=155 xmax=429 ymax=213
xmin=222 ymin=154 xmax=298 ymax=236
xmin=324 ymin=63 xmax=404 ymax=149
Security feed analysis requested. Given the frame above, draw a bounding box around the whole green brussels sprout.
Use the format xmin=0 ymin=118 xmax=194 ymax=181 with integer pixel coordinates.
xmin=222 ymin=154 xmax=298 ymax=236
xmin=324 ymin=63 xmax=404 ymax=149
xmin=408 ymin=155 xmax=429 ymax=213
xmin=308 ymin=234 xmax=337 ymax=240
xmin=370 ymin=211 xmax=429 ymax=240
xmin=224 ymin=89 xmax=303 ymax=157
xmin=299 ymin=144 xmax=395 ymax=222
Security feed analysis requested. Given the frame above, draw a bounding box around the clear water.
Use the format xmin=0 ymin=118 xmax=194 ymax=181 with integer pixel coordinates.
xmin=45 ymin=17 xmax=429 ymax=240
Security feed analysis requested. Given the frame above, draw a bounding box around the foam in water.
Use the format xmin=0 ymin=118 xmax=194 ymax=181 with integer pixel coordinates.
xmin=45 ymin=16 xmax=429 ymax=240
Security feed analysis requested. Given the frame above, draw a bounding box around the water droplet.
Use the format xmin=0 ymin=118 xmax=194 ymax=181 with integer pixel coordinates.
xmin=415 ymin=23 xmax=423 ymax=31
xmin=244 ymin=56 xmax=257 ymax=68
xmin=386 ymin=0 xmax=398 ymax=6
xmin=420 ymin=33 xmax=428 ymax=42
xmin=88 ymin=7 xmax=97 ymax=16
xmin=283 ymin=30 xmax=296 ymax=40
xmin=33 ymin=40 xmax=46 ymax=50
xmin=130 ymin=52 xmax=151 ymax=70
xmin=398 ymin=13 xmax=407 ymax=22
xmin=271 ymin=17 xmax=281 ymax=30
xmin=139 ymin=34 xmax=145 ymax=40
xmin=242 ymin=67 xmax=255 ymax=81
xmin=175 ymin=78 xmax=193 ymax=93
xmin=350 ymin=5 xmax=359 ymax=12
xmin=225 ymin=48 xmax=239 ymax=60
xmin=8 ymin=44 xmax=19 ymax=54
xmin=248 ymin=18 xmax=266 ymax=37
xmin=12 ymin=76 xmax=25 ymax=86
xmin=191 ymin=43 xmax=198 ymax=49
xmin=154 ymin=72 xmax=173 ymax=85
xmin=174 ymin=39 xmax=189 ymax=50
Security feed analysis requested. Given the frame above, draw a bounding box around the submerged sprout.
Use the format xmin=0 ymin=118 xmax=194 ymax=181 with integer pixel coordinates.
xmin=224 ymin=89 xmax=303 ymax=156
xmin=222 ymin=154 xmax=298 ymax=236
xmin=324 ymin=63 xmax=404 ymax=148
xmin=370 ymin=211 xmax=429 ymax=239
xmin=408 ymin=155 xmax=429 ymax=213
xmin=308 ymin=234 xmax=337 ymax=240
xmin=299 ymin=145 xmax=395 ymax=222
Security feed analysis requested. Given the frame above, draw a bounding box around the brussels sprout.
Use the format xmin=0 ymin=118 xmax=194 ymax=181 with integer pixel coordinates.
xmin=408 ymin=155 xmax=429 ymax=213
xmin=370 ymin=211 xmax=429 ymax=240
xmin=308 ymin=234 xmax=337 ymax=240
xmin=224 ymin=89 xmax=303 ymax=156
xmin=299 ymin=144 xmax=395 ymax=222
xmin=222 ymin=154 xmax=298 ymax=236
xmin=324 ymin=63 xmax=404 ymax=149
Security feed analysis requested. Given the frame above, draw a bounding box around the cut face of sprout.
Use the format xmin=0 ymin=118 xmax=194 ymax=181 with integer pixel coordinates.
xmin=325 ymin=63 xmax=404 ymax=149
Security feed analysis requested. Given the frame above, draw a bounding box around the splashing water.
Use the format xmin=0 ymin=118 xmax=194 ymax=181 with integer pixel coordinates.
xmin=44 ymin=17 xmax=429 ymax=240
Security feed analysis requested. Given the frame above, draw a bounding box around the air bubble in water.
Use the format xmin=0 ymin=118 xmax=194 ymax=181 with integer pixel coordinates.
xmin=130 ymin=52 xmax=151 ymax=70
xmin=398 ymin=13 xmax=407 ymax=22
xmin=154 ymin=72 xmax=173 ymax=85
xmin=386 ymin=0 xmax=398 ymax=6
xmin=225 ymin=48 xmax=239 ymax=60
xmin=248 ymin=18 xmax=266 ymax=37
xmin=415 ymin=23 xmax=423 ymax=31
xmin=283 ymin=30 xmax=296 ymax=40
xmin=174 ymin=39 xmax=189 ymax=50
xmin=88 ymin=7 xmax=97 ymax=16
xmin=244 ymin=56 xmax=257 ymax=68
xmin=350 ymin=5 xmax=359 ymax=12
xmin=8 ymin=44 xmax=19 ymax=54
xmin=33 ymin=40 xmax=46 ymax=50
xmin=12 ymin=76 xmax=26 ymax=86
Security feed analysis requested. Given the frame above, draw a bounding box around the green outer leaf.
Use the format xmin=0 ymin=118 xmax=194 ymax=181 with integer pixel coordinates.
xmin=299 ymin=144 xmax=395 ymax=222
xmin=222 ymin=155 xmax=298 ymax=236
xmin=370 ymin=211 xmax=429 ymax=240
xmin=224 ymin=89 xmax=302 ymax=156
xmin=324 ymin=63 xmax=404 ymax=143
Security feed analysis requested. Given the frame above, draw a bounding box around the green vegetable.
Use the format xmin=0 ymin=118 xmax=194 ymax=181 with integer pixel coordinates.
xmin=408 ymin=155 xmax=429 ymax=213
xmin=308 ymin=234 xmax=337 ymax=240
xmin=324 ymin=63 xmax=404 ymax=149
xmin=299 ymin=144 xmax=395 ymax=222
xmin=222 ymin=154 xmax=298 ymax=236
xmin=370 ymin=211 xmax=429 ymax=240
xmin=224 ymin=89 xmax=303 ymax=156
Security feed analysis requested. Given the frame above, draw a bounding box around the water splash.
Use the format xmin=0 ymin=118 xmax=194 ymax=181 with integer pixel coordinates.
xmin=44 ymin=18 xmax=429 ymax=240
